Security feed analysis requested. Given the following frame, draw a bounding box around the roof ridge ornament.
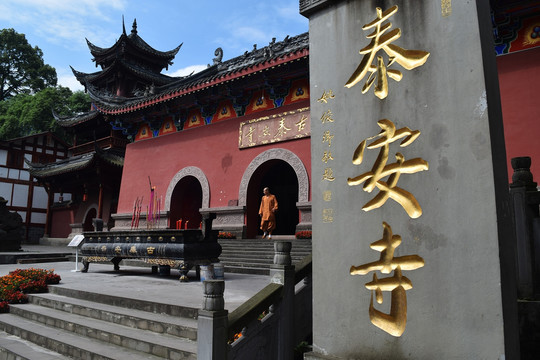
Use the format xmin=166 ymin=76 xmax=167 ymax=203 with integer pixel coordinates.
xmin=213 ymin=47 xmax=223 ymax=65
xmin=122 ymin=15 xmax=126 ymax=35
xmin=131 ymin=19 xmax=138 ymax=36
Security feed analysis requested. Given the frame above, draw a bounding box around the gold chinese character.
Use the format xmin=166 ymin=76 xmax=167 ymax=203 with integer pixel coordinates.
xmin=147 ymin=247 xmax=155 ymax=255
xmin=323 ymin=208 xmax=334 ymax=223
xmin=322 ymin=151 xmax=334 ymax=164
xmin=129 ymin=246 xmax=137 ymax=254
xmin=323 ymin=167 xmax=336 ymax=182
xmin=323 ymin=190 xmax=332 ymax=202
xmin=262 ymin=125 xmax=271 ymax=137
xmin=274 ymin=118 xmax=291 ymax=139
xmin=441 ymin=0 xmax=452 ymax=17
xmin=322 ymin=130 xmax=334 ymax=147
xmin=345 ymin=5 xmax=430 ymax=99
xmin=320 ymin=109 xmax=334 ymax=124
xmin=245 ymin=126 xmax=255 ymax=145
xmin=296 ymin=115 xmax=307 ymax=131
xmin=318 ymin=90 xmax=336 ymax=103
xmin=347 ymin=119 xmax=428 ymax=218
xmin=350 ymin=222 xmax=424 ymax=337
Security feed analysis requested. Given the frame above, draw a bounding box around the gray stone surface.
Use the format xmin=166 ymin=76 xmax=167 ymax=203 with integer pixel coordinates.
xmin=0 ymin=253 xmax=269 ymax=313
xmin=306 ymin=0 xmax=517 ymax=359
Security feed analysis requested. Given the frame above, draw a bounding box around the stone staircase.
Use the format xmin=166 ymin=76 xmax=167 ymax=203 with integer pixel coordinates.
xmin=218 ymin=238 xmax=312 ymax=275
xmin=0 ymin=285 xmax=198 ymax=359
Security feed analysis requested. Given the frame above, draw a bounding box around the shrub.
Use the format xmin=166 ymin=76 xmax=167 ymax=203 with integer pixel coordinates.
xmin=295 ymin=230 xmax=312 ymax=239
xmin=0 ymin=268 xmax=60 ymax=312
xmin=0 ymin=301 xmax=9 ymax=313
xmin=218 ymin=232 xmax=236 ymax=239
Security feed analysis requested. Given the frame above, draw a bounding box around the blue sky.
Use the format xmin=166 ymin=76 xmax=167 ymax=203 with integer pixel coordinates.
xmin=0 ymin=0 xmax=308 ymax=91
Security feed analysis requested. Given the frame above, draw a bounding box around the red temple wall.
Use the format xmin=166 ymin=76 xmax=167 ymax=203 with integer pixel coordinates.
xmin=497 ymin=47 xmax=540 ymax=182
xmin=50 ymin=208 xmax=73 ymax=238
xmin=117 ymin=102 xmax=312 ymax=214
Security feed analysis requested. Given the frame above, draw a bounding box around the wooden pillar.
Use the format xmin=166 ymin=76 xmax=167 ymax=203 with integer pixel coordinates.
xmin=98 ymin=184 xmax=104 ymax=219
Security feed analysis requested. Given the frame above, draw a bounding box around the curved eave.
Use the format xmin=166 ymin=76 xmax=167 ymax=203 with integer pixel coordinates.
xmin=120 ymin=59 xmax=178 ymax=85
xmin=129 ymin=34 xmax=182 ymax=59
xmin=93 ymin=48 xmax=309 ymax=115
xmin=89 ymin=33 xmax=180 ymax=67
xmin=54 ymin=109 xmax=101 ymax=128
xmin=71 ymin=66 xmax=102 ymax=85
xmin=26 ymin=153 xmax=95 ymax=178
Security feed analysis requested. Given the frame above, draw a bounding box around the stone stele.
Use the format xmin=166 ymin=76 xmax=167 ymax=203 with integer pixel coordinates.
xmin=303 ymin=0 xmax=519 ymax=359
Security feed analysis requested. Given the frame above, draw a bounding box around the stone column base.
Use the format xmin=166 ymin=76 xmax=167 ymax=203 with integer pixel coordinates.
xmin=296 ymin=201 xmax=312 ymax=233
xmin=200 ymin=206 xmax=246 ymax=239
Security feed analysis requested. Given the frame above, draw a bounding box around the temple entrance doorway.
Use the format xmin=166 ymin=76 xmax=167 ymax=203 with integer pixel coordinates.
xmin=83 ymin=208 xmax=97 ymax=231
xmin=169 ymin=176 xmax=202 ymax=229
xmin=246 ymin=160 xmax=299 ymax=238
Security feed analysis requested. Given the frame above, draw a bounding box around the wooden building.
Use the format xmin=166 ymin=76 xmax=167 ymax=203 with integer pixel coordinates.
xmin=0 ymin=132 xmax=68 ymax=243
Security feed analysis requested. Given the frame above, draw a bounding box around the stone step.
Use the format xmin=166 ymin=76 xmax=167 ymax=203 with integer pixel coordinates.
xmin=6 ymin=304 xmax=197 ymax=359
xmin=47 ymin=285 xmax=199 ymax=319
xmin=0 ymin=314 xmax=174 ymax=360
xmin=0 ymin=330 xmax=72 ymax=360
xmin=0 ymin=252 xmax=72 ymax=265
xmin=217 ymin=238 xmax=311 ymax=275
xmin=28 ymin=292 xmax=198 ymax=340
xmin=16 ymin=257 xmax=70 ymax=264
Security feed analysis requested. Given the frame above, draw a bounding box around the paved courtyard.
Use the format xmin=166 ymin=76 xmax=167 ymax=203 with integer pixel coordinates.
xmin=0 ymin=245 xmax=270 ymax=312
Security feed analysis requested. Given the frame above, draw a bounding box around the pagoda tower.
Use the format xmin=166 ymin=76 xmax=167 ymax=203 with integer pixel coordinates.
xmin=72 ymin=18 xmax=182 ymax=97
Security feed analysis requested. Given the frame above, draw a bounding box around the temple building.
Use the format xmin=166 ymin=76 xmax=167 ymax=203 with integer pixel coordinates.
xmin=0 ymin=132 xmax=68 ymax=243
xmin=29 ymin=19 xmax=311 ymax=239
xmin=27 ymin=0 xmax=539 ymax=242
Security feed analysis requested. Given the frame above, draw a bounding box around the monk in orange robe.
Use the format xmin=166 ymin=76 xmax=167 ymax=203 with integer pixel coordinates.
xmin=259 ymin=187 xmax=278 ymax=239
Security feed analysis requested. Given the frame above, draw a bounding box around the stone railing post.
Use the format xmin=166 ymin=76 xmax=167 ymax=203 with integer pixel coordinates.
xmin=270 ymin=241 xmax=295 ymax=360
xmin=509 ymin=156 xmax=540 ymax=298
xmin=198 ymin=280 xmax=228 ymax=360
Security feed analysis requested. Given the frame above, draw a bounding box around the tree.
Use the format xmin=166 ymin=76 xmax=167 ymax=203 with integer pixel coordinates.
xmin=0 ymin=87 xmax=91 ymax=141
xmin=0 ymin=28 xmax=57 ymax=101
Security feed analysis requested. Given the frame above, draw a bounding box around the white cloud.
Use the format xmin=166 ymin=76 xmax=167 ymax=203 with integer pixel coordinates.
xmin=0 ymin=0 xmax=126 ymax=49
xmin=166 ymin=65 xmax=207 ymax=78
xmin=58 ymin=74 xmax=84 ymax=92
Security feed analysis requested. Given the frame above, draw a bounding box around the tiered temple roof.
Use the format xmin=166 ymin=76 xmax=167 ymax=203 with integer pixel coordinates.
xmin=86 ymin=32 xmax=309 ymax=115
xmin=72 ymin=18 xmax=183 ymax=98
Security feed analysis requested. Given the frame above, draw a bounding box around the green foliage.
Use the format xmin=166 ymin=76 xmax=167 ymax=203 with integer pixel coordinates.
xmin=0 ymin=28 xmax=91 ymax=141
xmin=0 ymin=28 xmax=57 ymax=101
xmin=0 ymin=87 xmax=91 ymax=141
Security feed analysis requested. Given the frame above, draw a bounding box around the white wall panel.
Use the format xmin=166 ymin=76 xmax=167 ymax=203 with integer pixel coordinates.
xmin=19 ymin=170 xmax=30 ymax=181
xmin=32 ymin=186 xmax=48 ymax=209
xmin=12 ymin=184 xmax=28 ymax=207
xmin=0 ymin=150 xmax=7 ymax=166
xmin=31 ymin=212 xmax=47 ymax=224
xmin=0 ymin=182 xmax=12 ymax=204
xmin=8 ymin=169 xmax=19 ymax=179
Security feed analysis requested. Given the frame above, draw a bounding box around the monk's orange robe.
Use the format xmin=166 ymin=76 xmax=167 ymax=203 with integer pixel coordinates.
xmin=259 ymin=194 xmax=278 ymax=232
